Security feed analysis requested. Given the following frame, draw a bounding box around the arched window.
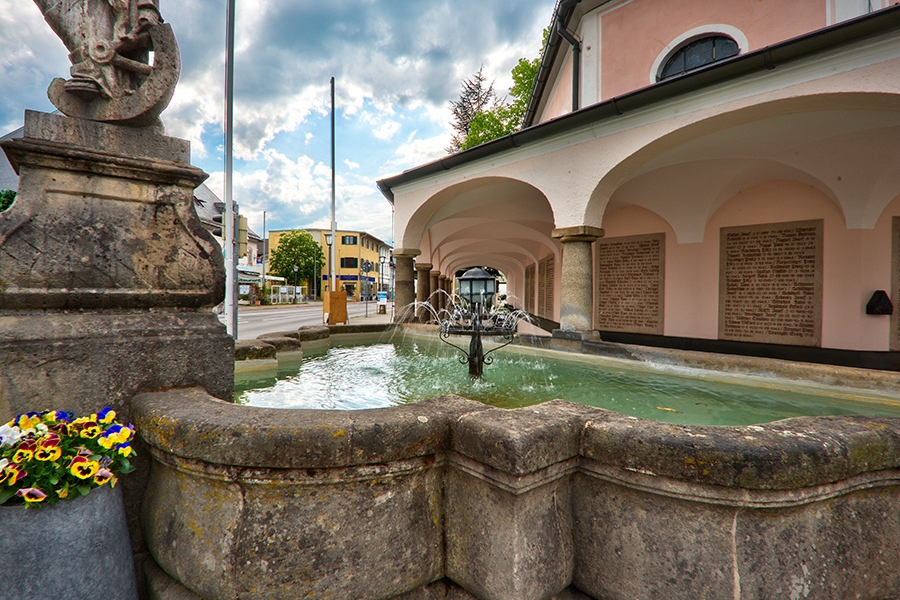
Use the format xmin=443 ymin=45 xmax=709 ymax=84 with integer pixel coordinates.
xmin=658 ymin=36 xmax=739 ymax=81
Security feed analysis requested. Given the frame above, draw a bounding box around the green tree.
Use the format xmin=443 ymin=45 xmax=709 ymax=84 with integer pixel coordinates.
xmin=455 ymin=31 xmax=547 ymax=151
xmin=446 ymin=67 xmax=497 ymax=153
xmin=269 ymin=230 xmax=325 ymax=297
xmin=0 ymin=189 xmax=16 ymax=212
xmin=459 ymin=57 xmax=540 ymax=151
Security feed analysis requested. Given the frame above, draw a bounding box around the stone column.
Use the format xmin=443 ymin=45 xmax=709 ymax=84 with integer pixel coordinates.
xmin=392 ymin=249 xmax=420 ymax=322
xmin=552 ymin=226 xmax=604 ymax=339
xmin=438 ymin=274 xmax=448 ymax=313
xmin=415 ymin=262 xmax=433 ymax=322
xmin=430 ymin=270 xmax=441 ymax=317
xmin=0 ymin=110 xmax=233 ymax=592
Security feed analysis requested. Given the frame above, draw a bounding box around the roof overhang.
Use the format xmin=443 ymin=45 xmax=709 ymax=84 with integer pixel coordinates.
xmin=377 ymin=3 xmax=900 ymax=204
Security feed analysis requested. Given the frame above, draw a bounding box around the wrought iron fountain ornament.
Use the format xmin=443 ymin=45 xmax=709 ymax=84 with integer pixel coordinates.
xmin=439 ymin=268 xmax=518 ymax=379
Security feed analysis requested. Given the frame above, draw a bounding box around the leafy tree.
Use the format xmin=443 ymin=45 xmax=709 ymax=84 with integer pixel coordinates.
xmin=269 ymin=230 xmax=325 ymax=297
xmin=0 ymin=189 xmax=15 ymax=212
xmin=454 ymin=30 xmax=547 ymax=151
xmin=459 ymin=57 xmax=540 ymax=151
xmin=446 ymin=67 xmax=497 ymax=153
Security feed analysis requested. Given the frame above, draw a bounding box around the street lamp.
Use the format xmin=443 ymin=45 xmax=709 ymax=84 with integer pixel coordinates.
xmin=292 ymin=264 xmax=299 ymax=303
xmin=456 ymin=267 xmax=497 ymax=310
xmin=324 ymin=233 xmax=333 ymax=293
xmin=444 ymin=267 xmax=501 ymax=379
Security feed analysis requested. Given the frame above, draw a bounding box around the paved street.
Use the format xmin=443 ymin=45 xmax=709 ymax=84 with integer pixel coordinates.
xmin=219 ymin=301 xmax=393 ymax=339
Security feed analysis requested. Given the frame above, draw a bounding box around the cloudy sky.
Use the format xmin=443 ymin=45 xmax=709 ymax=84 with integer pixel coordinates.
xmin=0 ymin=0 xmax=553 ymax=245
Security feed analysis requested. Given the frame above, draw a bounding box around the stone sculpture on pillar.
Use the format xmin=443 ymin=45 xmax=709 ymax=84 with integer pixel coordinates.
xmin=1 ymin=2 xmax=228 ymax=592
xmin=32 ymin=0 xmax=179 ymax=127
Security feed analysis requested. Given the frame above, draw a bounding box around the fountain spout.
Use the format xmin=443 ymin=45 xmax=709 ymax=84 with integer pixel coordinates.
xmin=439 ymin=267 xmax=522 ymax=378
xmin=467 ymin=311 xmax=487 ymax=378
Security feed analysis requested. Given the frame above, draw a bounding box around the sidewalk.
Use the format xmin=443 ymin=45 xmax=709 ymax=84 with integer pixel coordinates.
xmin=238 ymin=299 xmax=395 ymax=324
xmin=346 ymin=301 xmax=395 ymax=325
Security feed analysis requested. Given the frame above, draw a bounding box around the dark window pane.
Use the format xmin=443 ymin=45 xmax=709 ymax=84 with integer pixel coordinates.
xmin=685 ymin=39 xmax=713 ymax=70
xmin=661 ymin=52 xmax=685 ymax=78
xmin=659 ymin=35 xmax=739 ymax=81
xmin=715 ymin=37 xmax=739 ymax=59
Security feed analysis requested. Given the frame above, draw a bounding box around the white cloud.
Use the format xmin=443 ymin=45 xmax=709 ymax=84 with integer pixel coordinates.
xmin=382 ymin=130 xmax=451 ymax=175
xmin=0 ymin=0 xmax=554 ymax=248
xmin=372 ymin=120 xmax=402 ymax=141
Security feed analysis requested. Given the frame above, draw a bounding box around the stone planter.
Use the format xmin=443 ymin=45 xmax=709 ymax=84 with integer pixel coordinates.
xmin=0 ymin=484 xmax=138 ymax=600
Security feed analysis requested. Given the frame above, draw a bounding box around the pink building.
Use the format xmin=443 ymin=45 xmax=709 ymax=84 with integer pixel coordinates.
xmin=379 ymin=0 xmax=900 ymax=368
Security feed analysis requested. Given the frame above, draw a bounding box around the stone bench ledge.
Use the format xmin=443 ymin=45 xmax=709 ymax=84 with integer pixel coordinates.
xmin=132 ymin=387 xmax=487 ymax=468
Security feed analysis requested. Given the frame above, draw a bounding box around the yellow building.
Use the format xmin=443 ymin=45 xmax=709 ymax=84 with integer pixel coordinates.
xmin=267 ymin=228 xmax=391 ymax=301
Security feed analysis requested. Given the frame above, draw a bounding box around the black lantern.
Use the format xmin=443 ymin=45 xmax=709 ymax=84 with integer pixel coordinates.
xmin=457 ymin=267 xmax=496 ymax=308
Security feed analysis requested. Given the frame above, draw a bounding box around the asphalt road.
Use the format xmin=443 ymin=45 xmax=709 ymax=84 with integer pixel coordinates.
xmin=219 ymin=302 xmax=390 ymax=340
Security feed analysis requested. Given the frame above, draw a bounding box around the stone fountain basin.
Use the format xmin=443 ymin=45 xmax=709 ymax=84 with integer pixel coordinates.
xmin=134 ymin=387 xmax=900 ymax=600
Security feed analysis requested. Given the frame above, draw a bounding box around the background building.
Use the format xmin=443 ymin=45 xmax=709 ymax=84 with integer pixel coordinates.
xmin=380 ymin=0 xmax=900 ymax=367
xmin=268 ymin=228 xmax=391 ymax=301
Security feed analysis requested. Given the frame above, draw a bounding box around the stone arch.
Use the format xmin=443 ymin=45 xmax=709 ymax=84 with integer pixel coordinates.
xmin=400 ymin=177 xmax=555 ymax=251
xmin=401 ymin=176 xmax=558 ymax=284
xmin=585 ymin=92 xmax=900 ymax=235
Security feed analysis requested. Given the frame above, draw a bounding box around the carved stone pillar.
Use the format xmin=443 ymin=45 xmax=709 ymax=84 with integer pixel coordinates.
xmin=415 ymin=262 xmax=433 ymax=322
xmin=552 ymin=226 xmax=604 ymax=338
xmin=0 ymin=110 xmax=232 ymax=592
xmin=392 ymin=249 xmax=420 ymax=322
xmin=430 ymin=270 xmax=441 ymax=316
xmin=438 ymin=274 xmax=448 ymax=313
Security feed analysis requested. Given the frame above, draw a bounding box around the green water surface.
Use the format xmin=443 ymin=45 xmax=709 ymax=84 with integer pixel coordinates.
xmin=234 ymin=334 xmax=900 ymax=426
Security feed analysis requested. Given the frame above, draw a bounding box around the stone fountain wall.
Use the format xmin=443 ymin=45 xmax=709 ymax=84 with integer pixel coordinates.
xmin=134 ymin=387 xmax=900 ymax=600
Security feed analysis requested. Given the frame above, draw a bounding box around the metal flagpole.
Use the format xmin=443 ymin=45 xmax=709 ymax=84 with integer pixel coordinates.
xmin=224 ymin=0 xmax=237 ymax=337
xmin=330 ymin=77 xmax=337 ymax=298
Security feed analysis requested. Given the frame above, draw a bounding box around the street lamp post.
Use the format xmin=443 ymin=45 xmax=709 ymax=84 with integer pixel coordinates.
xmin=293 ymin=264 xmax=299 ymax=303
xmin=324 ymin=233 xmax=333 ymax=293
xmin=455 ymin=267 xmax=497 ymax=378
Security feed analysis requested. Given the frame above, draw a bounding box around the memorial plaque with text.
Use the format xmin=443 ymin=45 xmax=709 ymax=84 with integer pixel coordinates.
xmin=719 ymin=220 xmax=822 ymax=346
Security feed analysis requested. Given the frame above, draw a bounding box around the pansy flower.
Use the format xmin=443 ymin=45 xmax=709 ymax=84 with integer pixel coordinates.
xmin=93 ymin=468 xmax=114 ymax=486
xmin=15 ymin=412 xmax=42 ymax=430
xmin=16 ymin=487 xmax=47 ymax=503
xmin=68 ymin=456 xmax=100 ymax=479
xmin=97 ymin=408 xmax=117 ymax=424
xmin=54 ymin=410 xmax=74 ymax=423
xmin=75 ymin=445 xmax=93 ymax=456
xmin=34 ymin=433 xmax=62 ymax=461
xmin=98 ymin=424 xmax=124 ymax=449
xmin=12 ymin=439 xmax=36 ymax=464
xmin=34 ymin=445 xmax=62 ymax=462
xmin=0 ymin=463 xmax=25 ymax=486
xmin=0 ymin=423 xmax=21 ymax=447
xmin=38 ymin=432 xmax=60 ymax=446
xmin=1 ymin=408 xmax=136 ymax=507
xmin=77 ymin=421 xmax=101 ymax=439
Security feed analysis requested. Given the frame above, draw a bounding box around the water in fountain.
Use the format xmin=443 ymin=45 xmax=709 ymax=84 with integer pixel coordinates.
xmin=234 ymin=332 xmax=900 ymax=426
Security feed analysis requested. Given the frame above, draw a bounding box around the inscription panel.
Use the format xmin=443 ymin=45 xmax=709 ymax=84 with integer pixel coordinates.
xmin=595 ymin=233 xmax=664 ymax=334
xmin=538 ymin=256 xmax=555 ymax=320
xmin=719 ymin=220 xmax=822 ymax=346
xmin=525 ymin=264 xmax=535 ymax=314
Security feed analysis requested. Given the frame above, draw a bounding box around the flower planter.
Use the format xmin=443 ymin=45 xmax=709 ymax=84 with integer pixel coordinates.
xmin=0 ymin=484 xmax=138 ymax=600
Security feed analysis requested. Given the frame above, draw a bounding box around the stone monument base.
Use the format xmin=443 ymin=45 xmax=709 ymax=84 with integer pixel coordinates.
xmin=0 ymin=110 xmax=231 ymax=597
